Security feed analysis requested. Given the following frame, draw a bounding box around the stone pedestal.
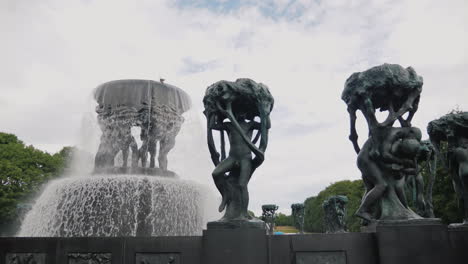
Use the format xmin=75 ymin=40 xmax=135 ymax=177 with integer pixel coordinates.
xmin=374 ymin=219 xmax=452 ymax=264
xmin=207 ymin=218 xmax=265 ymax=230
xmin=448 ymin=227 xmax=468 ymax=264
xmin=202 ymin=229 xmax=267 ymax=264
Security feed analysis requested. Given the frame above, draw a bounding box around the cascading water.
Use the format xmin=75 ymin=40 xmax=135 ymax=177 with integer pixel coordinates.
xmin=18 ymin=79 xmax=218 ymax=237
xmin=18 ymin=175 xmax=206 ymax=236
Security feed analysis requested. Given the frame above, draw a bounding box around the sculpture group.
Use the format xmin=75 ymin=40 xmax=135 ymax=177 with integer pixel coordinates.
xmin=342 ymin=64 xmax=427 ymax=222
xmin=92 ymin=64 xmax=467 ymax=231
xmin=93 ymin=79 xmax=190 ymax=175
xmin=339 ymin=63 xmax=467 ymax=228
xmin=428 ymin=111 xmax=468 ymax=226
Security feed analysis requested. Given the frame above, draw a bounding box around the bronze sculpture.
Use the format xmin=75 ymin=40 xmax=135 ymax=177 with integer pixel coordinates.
xmin=203 ymin=78 xmax=273 ymax=228
xmin=262 ymin=204 xmax=279 ymax=235
xmin=428 ymin=111 xmax=468 ymax=227
xmin=409 ymin=140 xmax=437 ymax=218
xmin=291 ymin=203 xmax=305 ymax=234
xmin=323 ymin=195 xmax=348 ymax=233
xmin=342 ymin=64 xmax=429 ymax=222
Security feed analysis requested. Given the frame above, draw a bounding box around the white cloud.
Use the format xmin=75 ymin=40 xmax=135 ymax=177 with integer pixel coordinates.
xmin=1 ymin=0 xmax=467 ymax=216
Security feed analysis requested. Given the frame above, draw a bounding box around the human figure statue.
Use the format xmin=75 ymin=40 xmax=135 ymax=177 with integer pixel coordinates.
xmin=291 ymin=203 xmax=305 ymax=234
xmin=323 ymin=195 xmax=348 ymax=233
xmin=406 ymin=140 xmax=437 ymax=218
xmin=117 ymin=121 xmax=138 ymax=168
xmin=93 ymin=79 xmax=190 ymax=176
xmin=210 ymin=107 xmax=262 ymax=212
xmin=342 ymin=64 xmax=429 ymax=222
xmin=94 ymin=114 xmax=120 ymax=168
xmin=428 ymin=111 xmax=468 ymax=227
xmin=262 ymin=204 xmax=278 ymax=235
xmin=356 ymin=126 xmax=427 ymax=221
xmin=203 ymin=78 xmax=273 ymax=226
xmin=138 ymin=122 xmax=156 ymax=168
xmin=138 ymin=107 xmax=183 ymax=171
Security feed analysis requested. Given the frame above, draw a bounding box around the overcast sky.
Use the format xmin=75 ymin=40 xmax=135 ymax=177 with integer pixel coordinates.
xmin=1 ymin=0 xmax=467 ymax=215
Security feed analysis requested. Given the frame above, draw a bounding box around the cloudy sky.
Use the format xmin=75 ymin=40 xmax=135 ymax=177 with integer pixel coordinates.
xmin=1 ymin=0 xmax=467 ymax=215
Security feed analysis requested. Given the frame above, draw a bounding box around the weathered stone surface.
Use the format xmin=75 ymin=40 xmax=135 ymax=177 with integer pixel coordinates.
xmin=135 ymin=253 xmax=180 ymax=264
xmin=202 ymin=229 xmax=268 ymax=264
xmin=6 ymin=253 xmax=46 ymax=264
xmin=295 ymin=251 xmax=346 ymax=264
xmin=375 ymin=220 xmax=451 ymax=264
xmin=68 ymin=253 xmax=111 ymax=264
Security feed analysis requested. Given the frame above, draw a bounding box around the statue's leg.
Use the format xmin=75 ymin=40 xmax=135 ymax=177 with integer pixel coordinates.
xmin=356 ymin=158 xmax=387 ymax=221
xmin=395 ymin=175 xmax=409 ymax=208
xmin=454 ymin=147 xmax=468 ymax=222
xmin=159 ymin=137 xmax=176 ymax=171
xmin=130 ymin=138 xmax=138 ymax=168
xmin=122 ymin=147 xmax=129 ymax=168
xmin=212 ymin=157 xmax=236 ymax=212
xmin=148 ymin=140 xmax=156 ymax=168
xmin=139 ymin=143 xmax=148 ymax=168
xmin=458 ymin=160 xmax=468 ymax=222
xmin=415 ymin=172 xmax=426 ymax=213
xmin=425 ymin=156 xmax=436 ymax=218
xmin=238 ymin=159 xmax=253 ymax=219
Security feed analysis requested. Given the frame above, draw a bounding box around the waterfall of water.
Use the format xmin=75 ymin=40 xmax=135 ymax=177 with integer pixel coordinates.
xmin=18 ymin=175 xmax=209 ymax=237
xmin=18 ymin=79 xmax=219 ymax=237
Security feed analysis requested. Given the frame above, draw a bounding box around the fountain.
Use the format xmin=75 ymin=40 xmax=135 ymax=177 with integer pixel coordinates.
xmin=4 ymin=75 xmax=465 ymax=264
xmin=18 ymin=79 xmax=213 ymax=237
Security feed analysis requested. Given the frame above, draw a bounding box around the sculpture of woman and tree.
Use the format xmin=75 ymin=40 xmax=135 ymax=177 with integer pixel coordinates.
xmin=203 ymin=78 xmax=274 ymax=228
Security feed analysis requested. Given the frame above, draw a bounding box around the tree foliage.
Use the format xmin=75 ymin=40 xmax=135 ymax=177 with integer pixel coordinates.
xmin=274 ymin=212 xmax=293 ymax=226
xmin=0 ymin=132 xmax=68 ymax=235
xmin=304 ymin=180 xmax=364 ymax=232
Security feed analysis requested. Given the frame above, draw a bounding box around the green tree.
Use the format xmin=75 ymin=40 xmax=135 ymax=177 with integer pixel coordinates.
xmin=0 ymin=132 xmax=67 ymax=235
xmin=303 ymin=180 xmax=364 ymax=232
xmin=274 ymin=212 xmax=293 ymax=226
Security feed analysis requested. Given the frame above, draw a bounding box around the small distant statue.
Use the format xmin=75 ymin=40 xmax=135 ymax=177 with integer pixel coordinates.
xmin=291 ymin=203 xmax=305 ymax=234
xmin=323 ymin=196 xmax=348 ymax=233
xmin=428 ymin=111 xmax=468 ymax=227
xmin=342 ymin=64 xmax=428 ymax=222
xmin=203 ymin=78 xmax=274 ymax=226
xmin=262 ymin=204 xmax=278 ymax=235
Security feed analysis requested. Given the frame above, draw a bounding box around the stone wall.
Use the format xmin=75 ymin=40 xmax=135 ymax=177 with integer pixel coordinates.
xmin=1 ymin=228 xmax=466 ymax=264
